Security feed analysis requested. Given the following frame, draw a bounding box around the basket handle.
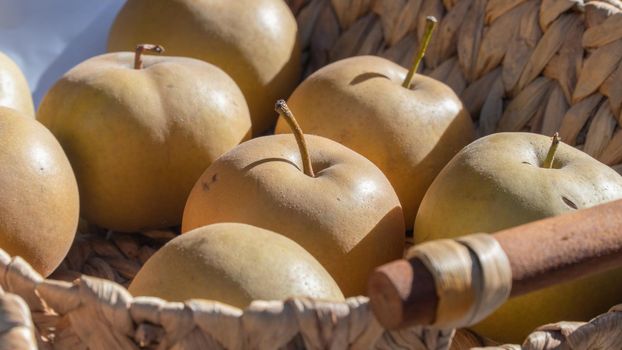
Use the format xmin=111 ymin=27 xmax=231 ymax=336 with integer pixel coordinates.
xmin=368 ymin=198 xmax=622 ymax=330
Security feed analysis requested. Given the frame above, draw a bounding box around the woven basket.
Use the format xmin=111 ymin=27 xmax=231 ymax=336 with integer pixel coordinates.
xmin=0 ymin=228 xmax=620 ymax=349
xmin=0 ymin=230 xmax=620 ymax=349
xmin=3 ymin=0 xmax=622 ymax=349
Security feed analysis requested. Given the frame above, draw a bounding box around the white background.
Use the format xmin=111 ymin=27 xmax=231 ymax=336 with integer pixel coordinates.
xmin=0 ymin=0 xmax=125 ymax=106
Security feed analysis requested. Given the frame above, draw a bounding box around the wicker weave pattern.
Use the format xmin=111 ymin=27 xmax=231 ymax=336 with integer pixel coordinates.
xmin=0 ymin=287 xmax=36 ymax=349
xmin=0 ymin=248 xmax=457 ymax=349
xmin=287 ymin=0 xmax=622 ymax=168
xmin=1 ymin=228 xmax=619 ymax=349
xmin=479 ymin=304 xmax=622 ymax=349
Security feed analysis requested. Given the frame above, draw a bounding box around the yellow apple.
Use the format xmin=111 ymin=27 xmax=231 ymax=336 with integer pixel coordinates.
xmin=182 ymin=101 xmax=405 ymax=296
xmin=129 ymin=223 xmax=344 ymax=307
xmin=415 ymin=132 xmax=622 ymax=342
xmin=37 ymin=46 xmax=251 ymax=232
xmin=0 ymin=106 xmax=79 ymax=276
xmin=108 ymin=0 xmax=301 ymax=135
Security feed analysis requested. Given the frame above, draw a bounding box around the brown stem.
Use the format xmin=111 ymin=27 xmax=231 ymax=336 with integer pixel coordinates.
xmin=402 ymin=16 xmax=438 ymax=89
xmin=542 ymin=132 xmax=560 ymax=168
xmin=134 ymin=44 xmax=165 ymax=69
xmin=275 ymin=100 xmax=315 ymax=177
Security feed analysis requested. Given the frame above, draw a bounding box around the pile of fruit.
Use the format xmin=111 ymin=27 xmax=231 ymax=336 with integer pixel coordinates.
xmin=1 ymin=0 xmax=621 ymax=345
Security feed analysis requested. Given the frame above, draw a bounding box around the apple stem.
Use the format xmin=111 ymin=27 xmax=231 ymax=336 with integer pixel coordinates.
xmin=275 ymin=100 xmax=315 ymax=178
xmin=542 ymin=133 xmax=561 ymax=169
xmin=134 ymin=44 xmax=165 ymax=69
xmin=402 ymin=16 xmax=438 ymax=89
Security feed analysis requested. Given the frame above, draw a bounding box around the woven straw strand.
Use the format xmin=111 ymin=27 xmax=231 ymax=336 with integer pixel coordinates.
xmin=0 ymin=287 xmax=36 ymax=350
xmin=487 ymin=305 xmax=622 ymax=349
xmin=0 ymin=249 xmax=456 ymax=349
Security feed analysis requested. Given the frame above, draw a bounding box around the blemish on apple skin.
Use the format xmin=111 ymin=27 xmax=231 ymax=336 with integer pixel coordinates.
xmin=202 ymin=173 xmax=219 ymax=191
xmin=521 ymin=161 xmax=531 ymax=166
xmin=562 ymin=196 xmax=578 ymax=210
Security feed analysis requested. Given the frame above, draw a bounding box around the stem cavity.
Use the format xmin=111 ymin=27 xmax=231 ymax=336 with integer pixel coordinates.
xmin=134 ymin=44 xmax=165 ymax=69
xmin=275 ymin=100 xmax=315 ymax=178
xmin=542 ymin=133 xmax=561 ymax=169
xmin=402 ymin=16 xmax=438 ymax=89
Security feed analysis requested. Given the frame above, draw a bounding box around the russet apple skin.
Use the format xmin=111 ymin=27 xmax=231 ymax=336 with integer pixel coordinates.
xmin=108 ymin=0 xmax=301 ymax=136
xmin=0 ymin=107 xmax=79 ymax=276
xmin=275 ymin=55 xmax=474 ymax=228
xmin=37 ymin=52 xmax=251 ymax=232
xmin=0 ymin=52 xmax=35 ymax=117
xmin=182 ymin=134 xmax=405 ymax=296
xmin=129 ymin=223 xmax=344 ymax=307
xmin=415 ymin=132 xmax=622 ymax=342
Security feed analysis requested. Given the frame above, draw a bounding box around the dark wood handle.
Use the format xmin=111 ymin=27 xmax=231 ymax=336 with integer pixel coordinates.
xmin=368 ymin=199 xmax=622 ymax=330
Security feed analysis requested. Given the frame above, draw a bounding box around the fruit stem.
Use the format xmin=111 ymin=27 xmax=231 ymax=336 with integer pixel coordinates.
xmin=542 ymin=133 xmax=560 ymax=169
xmin=275 ymin=100 xmax=315 ymax=178
xmin=402 ymin=16 xmax=438 ymax=89
xmin=134 ymin=44 xmax=165 ymax=69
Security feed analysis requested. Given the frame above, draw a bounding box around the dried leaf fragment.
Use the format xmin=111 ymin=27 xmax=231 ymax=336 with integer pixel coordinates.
xmin=426 ymin=0 xmax=473 ymax=67
xmin=485 ymin=0 xmax=526 ymax=23
xmin=599 ymin=62 xmax=622 ymax=117
xmin=585 ymin=1 xmax=621 ymax=29
xmin=517 ymin=14 xmax=580 ymax=94
xmin=356 ymin=18 xmax=384 ymax=56
xmin=476 ymin=2 xmax=529 ymax=78
xmin=341 ymin=0 xmax=374 ymax=29
xmin=443 ymin=58 xmax=468 ymax=96
xmin=389 ymin=0 xmax=423 ymax=46
xmin=329 ymin=13 xmax=377 ymax=61
xmin=583 ymin=11 xmax=622 ymax=48
xmin=297 ymin=0 xmax=326 ymax=49
xmin=539 ymin=0 xmax=581 ymax=30
xmin=458 ymin=0 xmax=487 ymax=81
xmin=308 ymin=3 xmax=341 ymax=72
xmin=331 ymin=0 xmax=354 ymax=29
xmin=461 ymin=68 xmax=502 ymax=117
xmin=541 ymin=83 xmax=570 ymax=136
xmin=558 ymin=93 xmax=603 ymax=145
xmin=497 ymin=77 xmax=553 ymax=132
xmin=381 ymin=33 xmax=418 ymax=65
xmin=502 ymin=1 xmax=542 ymax=94
xmin=583 ymin=102 xmax=617 ymax=158
xmin=478 ymin=73 xmax=505 ymax=136
xmin=600 ymin=128 xmax=622 ymax=164
xmin=573 ymin=39 xmax=622 ymax=102
xmin=543 ymin=19 xmax=584 ymax=103
xmin=372 ymin=0 xmax=407 ymax=43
